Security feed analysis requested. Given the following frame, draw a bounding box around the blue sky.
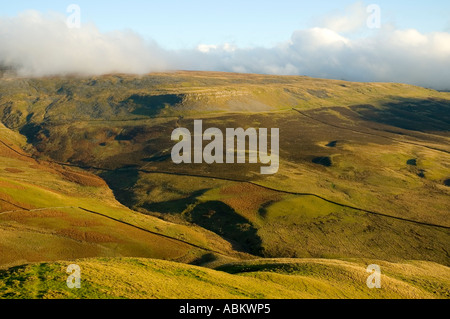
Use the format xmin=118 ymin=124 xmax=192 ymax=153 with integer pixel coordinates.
xmin=1 ymin=1 xmax=449 ymax=89
xmin=2 ymin=0 xmax=450 ymax=49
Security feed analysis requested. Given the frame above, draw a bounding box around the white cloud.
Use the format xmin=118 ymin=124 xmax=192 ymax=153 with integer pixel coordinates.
xmin=0 ymin=10 xmax=167 ymax=76
xmin=197 ymin=43 xmax=236 ymax=53
xmin=1 ymin=10 xmax=450 ymax=90
xmin=197 ymin=44 xmax=218 ymax=53
xmin=319 ymin=1 xmax=368 ymax=33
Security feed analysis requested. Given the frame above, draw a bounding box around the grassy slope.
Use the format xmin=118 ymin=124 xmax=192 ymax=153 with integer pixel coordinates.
xmin=119 ymin=110 xmax=449 ymax=263
xmin=0 ymin=131 xmax=247 ymax=268
xmin=0 ymin=257 xmax=448 ymax=299
xmin=141 ymin=174 xmax=449 ymax=264
xmin=0 ymin=71 xmax=449 ymax=299
xmin=1 ymin=71 xmax=450 ymax=126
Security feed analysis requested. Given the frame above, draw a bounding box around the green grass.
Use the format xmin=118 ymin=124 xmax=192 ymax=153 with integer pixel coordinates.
xmin=0 ymin=71 xmax=449 ymax=299
xmin=0 ymin=137 xmax=246 ymax=268
xmin=0 ymin=257 xmax=448 ymax=299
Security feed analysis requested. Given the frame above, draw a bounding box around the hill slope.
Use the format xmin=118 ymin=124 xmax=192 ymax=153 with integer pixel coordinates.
xmin=0 ymin=257 xmax=448 ymax=299
xmin=0 ymin=71 xmax=449 ymax=299
xmin=0 ymin=128 xmax=247 ymax=268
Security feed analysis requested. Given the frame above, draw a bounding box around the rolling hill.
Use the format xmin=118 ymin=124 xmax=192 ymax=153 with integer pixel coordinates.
xmin=0 ymin=71 xmax=449 ymax=299
xmin=1 ymin=257 xmax=449 ymax=299
xmin=0 ymin=126 xmax=247 ymax=268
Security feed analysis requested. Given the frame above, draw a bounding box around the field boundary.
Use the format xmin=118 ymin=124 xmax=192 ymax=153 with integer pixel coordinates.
xmin=292 ymin=108 xmax=450 ymax=154
xmin=0 ymin=195 xmax=230 ymax=256
xmin=1 ymin=135 xmax=449 ymax=230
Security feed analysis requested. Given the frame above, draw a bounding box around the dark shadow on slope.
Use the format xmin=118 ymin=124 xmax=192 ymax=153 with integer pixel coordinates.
xmin=115 ymin=126 xmax=146 ymax=141
xmin=312 ymin=156 xmax=332 ymax=167
xmin=417 ymin=170 xmax=426 ymax=178
xmin=258 ymin=200 xmax=278 ymax=219
xmin=99 ymin=167 xmax=140 ymax=207
xmin=143 ymin=189 xmax=207 ymax=214
xmin=189 ymin=201 xmax=263 ymax=256
xmin=350 ymin=98 xmax=450 ymax=132
xmin=216 ymin=262 xmax=317 ymax=275
xmin=19 ymin=123 xmax=49 ymax=145
xmin=125 ymin=94 xmax=184 ymax=117
xmin=190 ymin=253 xmax=217 ymax=266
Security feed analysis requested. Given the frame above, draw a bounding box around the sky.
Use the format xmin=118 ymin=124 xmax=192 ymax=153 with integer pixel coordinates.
xmin=1 ymin=1 xmax=450 ymax=89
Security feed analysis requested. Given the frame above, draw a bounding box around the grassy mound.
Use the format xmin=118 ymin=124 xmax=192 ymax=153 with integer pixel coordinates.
xmin=0 ymin=257 xmax=448 ymax=299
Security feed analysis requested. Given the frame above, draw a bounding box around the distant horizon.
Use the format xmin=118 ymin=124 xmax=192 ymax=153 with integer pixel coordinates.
xmin=2 ymin=69 xmax=448 ymax=92
xmin=1 ymin=1 xmax=449 ymax=89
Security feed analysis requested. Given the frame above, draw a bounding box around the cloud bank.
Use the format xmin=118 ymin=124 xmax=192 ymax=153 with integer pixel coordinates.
xmin=0 ymin=11 xmax=168 ymax=75
xmin=1 ymin=10 xmax=449 ymax=90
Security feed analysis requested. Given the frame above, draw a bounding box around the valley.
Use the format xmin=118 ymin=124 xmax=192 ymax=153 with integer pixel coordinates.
xmin=0 ymin=71 xmax=449 ymax=298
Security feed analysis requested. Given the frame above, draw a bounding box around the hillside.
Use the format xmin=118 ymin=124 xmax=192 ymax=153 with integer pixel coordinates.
xmin=1 ymin=257 xmax=448 ymax=299
xmin=0 ymin=128 xmax=247 ymax=268
xmin=0 ymin=71 xmax=449 ymax=299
